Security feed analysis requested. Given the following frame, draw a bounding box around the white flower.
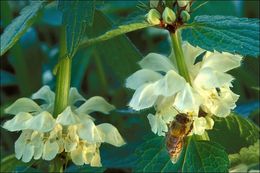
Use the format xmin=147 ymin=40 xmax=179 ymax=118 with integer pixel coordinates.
xmin=126 ymin=42 xmax=242 ymax=136
xmin=2 ymin=86 xmax=125 ymax=166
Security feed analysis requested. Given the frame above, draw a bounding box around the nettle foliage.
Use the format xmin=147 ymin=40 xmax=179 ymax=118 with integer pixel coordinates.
xmin=0 ymin=0 xmax=259 ymax=172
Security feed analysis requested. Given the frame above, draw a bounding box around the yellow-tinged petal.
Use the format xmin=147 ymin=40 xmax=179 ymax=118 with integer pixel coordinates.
xmin=5 ymin=98 xmax=42 ymax=115
xmin=193 ymin=117 xmax=207 ymax=135
xmin=76 ymin=96 xmax=115 ymax=115
xmin=77 ymin=119 xmax=102 ymax=143
xmin=90 ymin=150 xmax=102 ymax=167
xmin=3 ymin=112 xmax=32 ymax=131
xmin=146 ymin=9 xmax=161 ymax=25
xmin=71 ymin=145 xmax=85 ymax=165
xmin=42 ymin=140 xmax=59 ymax=161
xmin=56 ymin=106 xmax=81 ymax=126
xmin=64 ymin=126 xmax=79 ymax=152
xmin=97 ymin=123 xmax=126 ymax=147
xmin=28 ymin=111 xmax=55 ymax=132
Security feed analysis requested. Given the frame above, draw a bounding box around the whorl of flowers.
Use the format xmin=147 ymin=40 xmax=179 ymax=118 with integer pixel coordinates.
xmin=126 ymin=42 xmax=242 ymax=136
xmin=2 ymin=86 xmax=125 ymax=166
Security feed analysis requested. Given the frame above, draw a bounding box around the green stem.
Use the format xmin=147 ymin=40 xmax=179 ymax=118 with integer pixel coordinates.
xmin=170 ymin=30 xmax=191 ymax=84
xmin=53 ymin=27 xmax=71 ymax=117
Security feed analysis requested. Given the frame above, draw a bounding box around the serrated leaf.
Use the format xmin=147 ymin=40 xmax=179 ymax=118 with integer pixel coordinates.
xmin=182 ymin=15 xmax=260 ymax=57
xmin=134 ymin=136 xmax=229 ymax=172
xmin=183 ymin=138 xmax=229 ymax=172
xmin=0 ymin=1 xmax=45 ymax=56
xmin=58 ymin=0 xmax=95 ymax=57
xmin=208 ymin=113 xmax=259 ymax=154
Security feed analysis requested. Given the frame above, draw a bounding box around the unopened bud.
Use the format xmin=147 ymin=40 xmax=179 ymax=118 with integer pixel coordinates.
xmin=180 ymin=10 xmax=190 ymax=22
xmin=177 ymin=0 xmax=189 ymax=8
xmin=146 ymin=9 xmax=161 ymax=25
xmin=162 ymin=7 xmax=176 ymax=24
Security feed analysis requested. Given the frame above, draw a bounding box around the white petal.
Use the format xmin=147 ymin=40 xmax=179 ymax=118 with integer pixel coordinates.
xmin=205 ymin=116 xmax=214 ymax=130
xmin=56 ymin=106 xmax=81 ymax=126
xmin=90 ymin=150 xmax=102 ymax=167
xmin=139 ymin=53 xmax=176 ymax=72
xmin=42 ymin=140 xmax=59 ymax=161
xmin=3 ymin=112 xmax=33 ymax=131
xmin=126 ymin=69 xmax=162 ymax=90
xmin=202 ymin=51 xmax=242 ymax=72
xmin=194 ymin=68 xmax=234 ymax=89
xmin=29 ymin=111 xmax=55 ymax=132
xmin=21 ymin=144 xmax=34 ymax=163
xmin=77 ymin=119 xmax=102 ymax=143
xmin=128 ymin=84 xmax=158 ymax=111
xmin=193 ymin=117 xmax=207 ymax=135
xmin=96 ymin=123 xmax=125 ymax=147
xmin=174 ymin=83 xmax=201 ymax=113
xmin=147 ymin=114 xmax=168 ymax=136
xmin=5 ymin=98 xmax=42 ymax=115
xmin=76 ymin=96 xmax=115 ymax=115
xmin=31 ymin=85 xmax=55 ymax=104
xmin=153 ymin=70 xmax=186 ymax=96
xmin=15 ymin=130 xmax=32 ymax=160
xmin=182 ymin=42 xmax=205 ymax=68
xmin=71 ymin=145 xmax=85 ymax=166
xmin=69 ymin=87 xmax=86 ymax=106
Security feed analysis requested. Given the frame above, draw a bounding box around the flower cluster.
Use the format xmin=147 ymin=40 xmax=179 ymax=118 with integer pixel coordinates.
xmin=147 ymin=0 xmax=191 ymax=27
xmin=3 ymin=86 xmax=125 ymax=166
xmin=126 ymin=42 xmax=242 ymax=136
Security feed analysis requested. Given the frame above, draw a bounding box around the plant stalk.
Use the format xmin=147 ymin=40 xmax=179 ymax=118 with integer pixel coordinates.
xmin=53 ymin=27 xmax=71 ymax=117
xmin=170 ymin=30 xmax=191 ymax=84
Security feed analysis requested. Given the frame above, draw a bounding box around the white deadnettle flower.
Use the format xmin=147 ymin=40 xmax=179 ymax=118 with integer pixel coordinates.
xmin=2 ymin=86 xmax=125 ymax=166
xmin=126 ymin=42 xmax=242 ymax=136
xmin=146 ymin=9 xmax=161 ymax=25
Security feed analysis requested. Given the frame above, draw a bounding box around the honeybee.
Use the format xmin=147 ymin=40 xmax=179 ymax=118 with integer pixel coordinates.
xmin=165 ymin=112 xmax=193 ymax=163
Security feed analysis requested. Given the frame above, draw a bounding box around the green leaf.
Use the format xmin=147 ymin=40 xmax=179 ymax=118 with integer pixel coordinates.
xmin=183 ymin=138 xmax=229 ymax=172
xmin=182 ymin=15 xmax=260 ymax=57
xmin=58 ymin=0 xmax=95 ymax=57
xmin=85 ymin=10 xmax=142 ymax=81
xmin=208 ymin=113 xmax=259 ymax=154
xmin=134 ymin=136 xmax=229 ymax=172
xmin=0 ymin=155 xmax=35 ymax=172
xmin=0 ymin=1 xmax=45 ymax=56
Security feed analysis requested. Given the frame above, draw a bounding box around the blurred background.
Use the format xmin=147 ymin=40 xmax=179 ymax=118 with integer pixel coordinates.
xmin=0 ymin=1 xmax=259 ymax=172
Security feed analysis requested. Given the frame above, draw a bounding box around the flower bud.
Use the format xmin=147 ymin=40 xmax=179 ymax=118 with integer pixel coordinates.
xmin=150 ymin=0 xmax=159 ymax=8
xmin=162 ymin=7 xmax=176 ymax=24
xmin=146 ymin=9 xmax=161 ymax=25
xmin=180 ymin=10 xmax=190 ymax=22
xmin=177 ymin=0 xmax=189 ymax=8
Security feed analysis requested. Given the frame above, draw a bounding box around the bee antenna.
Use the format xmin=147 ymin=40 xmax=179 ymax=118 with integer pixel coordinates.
xmin=172 ymin=106 xmax=181 ymax=114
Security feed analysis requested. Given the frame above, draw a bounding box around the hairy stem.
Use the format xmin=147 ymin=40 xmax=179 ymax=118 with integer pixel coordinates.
xmin=170 ymin=30 xmax=191 ymax=84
